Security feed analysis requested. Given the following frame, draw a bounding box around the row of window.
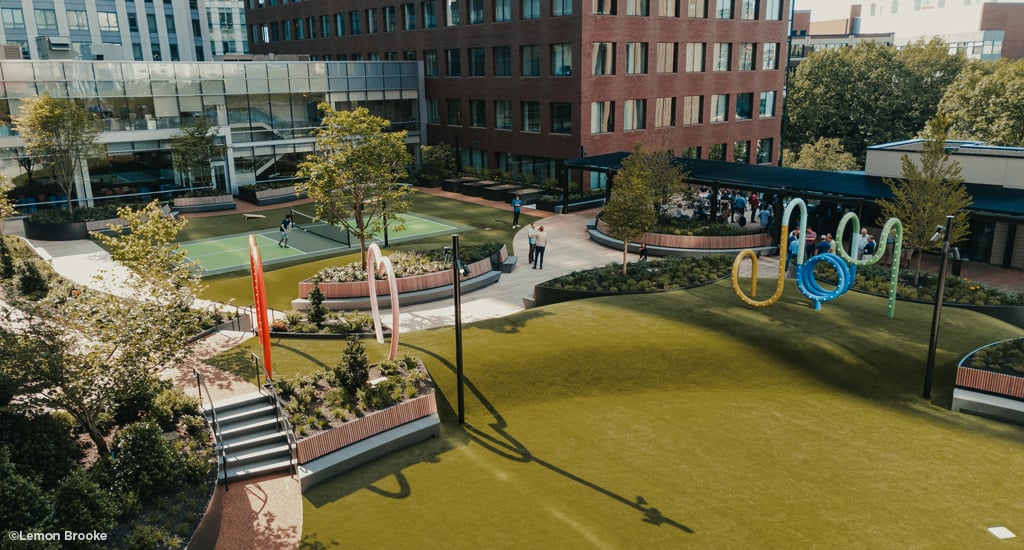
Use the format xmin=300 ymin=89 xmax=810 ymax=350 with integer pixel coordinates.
xmin=424 ymin=91 xmax=776 ymax=134
xmin=1 ymin=7 xmax=180 ymax=36
xmin=251 ymin=0 xmax=783 ymax=43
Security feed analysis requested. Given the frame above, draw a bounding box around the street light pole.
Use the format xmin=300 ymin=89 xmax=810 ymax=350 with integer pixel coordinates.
xmin=923 ymin=214 xmax=955 ymax=400
xmin=452 ymin=234 xmax=466 ymax=424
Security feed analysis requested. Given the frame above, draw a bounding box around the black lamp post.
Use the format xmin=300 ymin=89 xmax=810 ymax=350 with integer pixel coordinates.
xmin=451 ymin=234 xmax=466 ymax=424
xmin=923 ymin=214 xmax=955 ymax=400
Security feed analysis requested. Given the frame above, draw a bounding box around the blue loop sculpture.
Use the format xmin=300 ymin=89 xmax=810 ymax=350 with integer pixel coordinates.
xmin=795 ymin=253 xmax=856 ymax=311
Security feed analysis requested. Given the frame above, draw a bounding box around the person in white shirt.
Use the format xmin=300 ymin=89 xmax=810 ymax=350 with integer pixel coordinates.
xmin=532 ymin=226 xmax=548 ymax=269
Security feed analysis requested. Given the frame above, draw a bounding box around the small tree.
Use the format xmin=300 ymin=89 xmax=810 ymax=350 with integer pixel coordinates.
xmin=782 ymin=138 xmax=861 ymax=171
xmin=297 ymin=105 xmax=414 ymax=270
xmin=602 ymin=145 xmax=657 ymax=275
xmin=336 ymin=336 xmax=370 ymax=397
xmin=641 ymin=147 xmax=690 ymax=214
xmin=169 ymin=117 xmax=224 ymax=189
xmin=14 ymin=94 xmax=102 ymax=213
xmin=877 ymin=113 xmax=972 ymax=285
xmin=306 ymin=282 xmax=328 ymax=326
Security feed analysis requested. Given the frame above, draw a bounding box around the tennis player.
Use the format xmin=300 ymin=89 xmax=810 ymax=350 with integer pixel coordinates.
xmin=278 ymin=214 xmax=293 ymax=247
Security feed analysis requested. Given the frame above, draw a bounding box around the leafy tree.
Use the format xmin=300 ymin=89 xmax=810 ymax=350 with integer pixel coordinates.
xmin=297 ymin=105 xmax=414 ymax=270
xmin=786 ymin=39 xmax=966 ymax=162
xmin=418 ymin=142 xmax=456 ymax=181
xmin=877 ymin=113 xmax=972 ymax=285
xmin=13 ymin=93 xmax=103 ymax=213
xmin=939 ymin=58 xmax=1024 ymax=146
xmin=169 ymin=117 xmax=224 ymax=189
xmin=782 ymin=138 xmax=861 ymax=171
xmin=602 ymin=145 xmax=657 ymax=275
xmin=640 ymin=146 xmax=690 ymax=213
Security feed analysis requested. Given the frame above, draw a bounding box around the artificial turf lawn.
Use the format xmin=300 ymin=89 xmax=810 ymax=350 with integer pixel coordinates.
xmin=209 ymin=281 xmax=1024 ymax=548
xmin=192 ymin=190 xmax=540 ymax=311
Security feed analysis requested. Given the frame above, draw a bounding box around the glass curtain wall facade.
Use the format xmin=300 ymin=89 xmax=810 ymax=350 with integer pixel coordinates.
xmin=0 ymin=59 xmax=423 ymax=209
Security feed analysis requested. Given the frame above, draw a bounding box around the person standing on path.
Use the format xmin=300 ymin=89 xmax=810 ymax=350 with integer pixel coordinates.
xmin=532 ymin=225 xmax=547 ymax=269
xmin=510 ymin=194 xmax=523 ymax=228
xmin=856 ymin=228 xmax=869 ymax=260
xmin=278 ymin=214 xmax=293 ymax=247
xmin=527 ymin=223 xmax=538 ymax=264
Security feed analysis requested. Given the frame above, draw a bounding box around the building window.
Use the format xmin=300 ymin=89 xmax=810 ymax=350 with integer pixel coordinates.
xmin=350 ymin=11 xmax=362 ymax=34
xmin=521 ymin=45 xmax=540 ymax=76
xmin=148 ymin=13 xmax=158 ymax=33
xmin=687 ymin=0 xmax=706 ymax=17
xmin=552 ymin=102 xmax=572 ymax=133
xmin=626 ymin=0 xmax=649 ymax=15
xmin=402 ymin=4 xmax=415 ymax=29
xmin=761 ymin=42 xmax=778 ymax=70
xmin=708 ymin=143 xmax=726 ymax=161
xmin=735 ymin=92 xmax=753 ymax=120
xmin=423 ymin=0 xmax=437 ymax=27
xmin=495 ymin=0 xmax=512 ymax=21
xmin=739 ymin=43 xmax=755 ymax=71
xmin=713 ymin=43 xmax=731 ymax=71
xmin=495 ymin=100 xmax=512 ymax=129
xmin=35 ymin=9 xmax=58 ymax=31
xmin=425 ymin=49 xmax=439 ymax=76
xmin=296 ymin=18 xmax=306 ymax=40
xmin=68 ymin=11 xmax=89 ymax=31
xmin=765 ymin=0 xmax=781 ymax=20
xmin=680 ymin=146 xmax=700 ymax=159
xmin=656 ymin=43 xmax=677 ymax=73
xmin=591 ymin=101 xmax=614 ymax=134
xmin=494 ymin=46 xmax=512 ymax=76
xmin=740 ymin=0 xmax=757 ymax=19
xmin=685 ymin=43 xmax=705 ymax=72
xmin=593 ymin=42 xmax=615 ymax=75
xmin=404 ymin=50 xmax=417 ymax=59
xmin=757 ymin=138 xmax=772 ymax=163
xmin=427 ymin=97 xmax=441 ymax=124
xmin=2 ymin=8 xmax=25 ymax=30
xmin=447 ymin=98 xmax=462 ymax=125
xmin=682 ymin=95 xmax=702 ymax=125
xmin=385 ymin=6 xmax=397 ymax=30
xmin=98 ymin=12 xmax=120 ymax=32
xmin=551 ymin=44 xmax=572 ymax=76
xmin=759 ymin=90 xmax=775 ymax=117
xmin=132 ymin=43 xmax=144 ymax=60
xmin=308 ymin=16 xmax=317 ymax=38
xmin=711 ymin=94 xmax=728 ymax=122
xmin=659 ymin=0 xmax=679 ymax=16
xmin=626 ymin=42 xmax=648 ymax=74
xmin=334 ymin=13 xmax=345 ymax=35
xmin=219 ymin=8 xmax=234 ymax=28
xmin=655 ymin=97 xmax=676 ymax=127
xmin=469 ymin=47 xmax=486 ymax=76
xmin=522 ymin=101 xmax=540 ymax=132
xmin=553 ymin=0 xmax=573 ymax=16
xmin=734 ymin=140 xmax=750 ymax=163
xmin=468 ymin=0 xmax=484 ymax=23
xmin=470 ymin=99 xmax=486 ymax=127
xmin=715 ymin=0 xmax=732 ymax=18
xmin=446 ymin=48 xmax=461 ymax=76
xmin=523 ymin=0 xmax=541 ymax=18
xmin=594 ymin=0 xmax=617 ymax=15
xmin=129 ymin=13 xmax=139 ymax=32
xmin=624 ymin=99 xmax=646 ymax=130
xmin=367 ymin=9 xmax=378 ymax=32
xmin=446 ymin=0 xmax=459 ymax=25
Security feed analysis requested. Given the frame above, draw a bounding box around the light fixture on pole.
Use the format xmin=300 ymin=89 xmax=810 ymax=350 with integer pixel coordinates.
xmin=923 ymin=214 xmax=955 ymax=400
xmin=448 ymin=235 xmax=468 ymax=424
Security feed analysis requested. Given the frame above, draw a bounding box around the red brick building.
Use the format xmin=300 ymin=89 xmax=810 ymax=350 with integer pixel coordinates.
xmin=245 ymin=0 xmax=791 ymax=184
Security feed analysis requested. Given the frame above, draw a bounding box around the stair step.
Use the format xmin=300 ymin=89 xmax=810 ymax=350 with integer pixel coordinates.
xmin=220 ymin=429 xmax=290 ymax=453
xmin=225 ymin=443 xmax=292 ymax=467
xmin=226 ymin=456 xmax=294 ymax=481
xmin=219 ymin=416 xmax=282 ymax=439
xmin=211 ymin=403 xmax=278 ymax=425
xmin=201 ymin=391 xmax=272 ymax=416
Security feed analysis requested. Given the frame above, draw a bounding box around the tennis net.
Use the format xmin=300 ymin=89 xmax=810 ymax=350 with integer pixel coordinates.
xmin=289 ymin=207 xmax=352 ymax=247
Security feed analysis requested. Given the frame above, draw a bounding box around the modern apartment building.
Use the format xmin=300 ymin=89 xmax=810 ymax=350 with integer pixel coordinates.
xmin=0 ymin=59 xmax=424 ymax=208
xmin=245 ymin=0 xmax=791 ymax=186
xmin=810 ymin=1 xmax=1024 ymax=61
xmin=0 ymin=0 xmax=249 ymax=61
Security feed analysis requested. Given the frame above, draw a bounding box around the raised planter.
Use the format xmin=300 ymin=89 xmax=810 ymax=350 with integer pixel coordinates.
xmin=23 ymin=219 xmax=89 ymax=240
xmin=952 ymin=338 xmax=1024 ymax=425
xmin=460 ymin=179 xmax=495 ymax=197
xmin=483 ymin=183 xmax=521 ymax=202
xmin=236 ymin=185 xmax=305 ymax=206
xmin=532 ymin=276 xmax=728 ymax=308
xmin=416 ymin=176 xmax=443 ymax=188
xmin=173 ymin=194 xmax=236 ymax=213
xmin=594 ymin=218 xmax=771 ymax=250
xmin=537 ymin=196 xmax=606 ymax=213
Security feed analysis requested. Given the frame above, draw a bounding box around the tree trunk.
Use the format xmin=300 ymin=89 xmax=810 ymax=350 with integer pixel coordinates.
xmin=622 ymin=242 xmax=629 ymax=275
xmin=914 ymin=248 xmax=923 ymax=288
xmin=72 ymin=409 xmax=110 ymax=455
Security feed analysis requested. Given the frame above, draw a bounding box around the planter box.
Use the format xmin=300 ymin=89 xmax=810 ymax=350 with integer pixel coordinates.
xmin=460 ymin=180 xmax=494 ymax=197
xmin=483 ymin=184 xmax=521 ymax=202
xmin=537 ymin=196 xmax=606 ymax=213
xmin=953 ymin=340 xmax=1024 ymax=425
xmin=23 ymin=219 xmax=89 ymax=240
xmin=236 ymin=185 xmax=305 ymax=206
xmin=595 ymin=218 xmax=771 ymax=250
xmin=173 ymin=194 xmax=236 ymax=213
xmin=417 ymin=176 xmax=443 ymax=188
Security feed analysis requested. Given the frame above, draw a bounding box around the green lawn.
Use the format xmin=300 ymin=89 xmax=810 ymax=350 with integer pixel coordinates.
xmin=194 ymin=191 xmax=541 ymax=311
xmin=212 ymin=282 xmax=1024 ymax=548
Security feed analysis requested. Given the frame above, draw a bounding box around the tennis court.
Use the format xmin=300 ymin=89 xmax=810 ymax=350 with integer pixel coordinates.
xmin=181 ymin=211 xmax=465 ymax=275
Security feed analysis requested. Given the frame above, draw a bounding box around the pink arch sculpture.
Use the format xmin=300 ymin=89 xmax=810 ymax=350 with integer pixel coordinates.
xmin=366 ymin=243 xmax=400 ymax=360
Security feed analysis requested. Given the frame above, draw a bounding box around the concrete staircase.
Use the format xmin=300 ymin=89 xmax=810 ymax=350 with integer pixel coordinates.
xmin=202 ymin=391 xmax=295 ymax=483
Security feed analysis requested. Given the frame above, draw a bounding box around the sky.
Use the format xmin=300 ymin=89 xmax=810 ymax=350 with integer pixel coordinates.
xmin=802 ymin=0 xmax=857 ymax=21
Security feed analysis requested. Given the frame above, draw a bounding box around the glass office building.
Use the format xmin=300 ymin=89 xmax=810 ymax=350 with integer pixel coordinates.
xmin=0 ymin=59 xmax=424 ymax=208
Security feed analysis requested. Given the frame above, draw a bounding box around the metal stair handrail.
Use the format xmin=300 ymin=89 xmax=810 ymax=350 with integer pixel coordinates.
xmin=251 ymin=352 xmax=299 ymax=475
xmin=193 ymin=367 xmax=230 ymax=491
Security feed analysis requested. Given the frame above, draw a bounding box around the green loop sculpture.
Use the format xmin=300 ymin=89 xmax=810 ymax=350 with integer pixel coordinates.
xmin=834 ymin=212 xmax=903 ymax=318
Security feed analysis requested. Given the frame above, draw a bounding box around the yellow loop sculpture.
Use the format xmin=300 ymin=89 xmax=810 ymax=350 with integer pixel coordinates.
xmin=834 ymin=212 xmax=903 ymax=318
xmin=366 ymin=243 xmax=400 ymax=360
xmin=731 ymin=198 xmax=807 ymax=307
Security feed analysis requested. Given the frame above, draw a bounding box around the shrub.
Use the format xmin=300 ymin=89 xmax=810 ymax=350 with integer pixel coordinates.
xmin=817 ymin=263 xmax=1023 ymax=306
xmin=149 ymin=387 xmax=201 ymax=432
xmin=335 ymin=337 xmax=370 ymax=397
xmin=51 ymin=470 xmax=119 ymax=537
xmin=541 ymin=255 xmax=733 ymax=293
xmin=109 ymin=419 xmax=183 ymax=500
xmin=0 ymin=411 xmax=79 ymax=490
xmin=0 ymin=236 xmax=14 ymax=279
xmin=121 ymin=525 xmax=174 ymax=550
xmin=15 ymin=259 xmax=49 ymax=299
xmin=306 ymin=283 xmax=328 ymax=326
xmin=0 ymin=448 xmax=51 ymax=530
xmin=963 ymin=338 xmax=1024 ymax=375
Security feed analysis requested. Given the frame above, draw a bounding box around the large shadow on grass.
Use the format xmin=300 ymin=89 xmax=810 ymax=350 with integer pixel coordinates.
xmin=405 ymin=342 xmax=696 ymax=535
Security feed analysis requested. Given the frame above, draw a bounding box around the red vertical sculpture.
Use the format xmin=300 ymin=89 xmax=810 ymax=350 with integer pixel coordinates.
xmin=248 ymin=235 xmax=273 ymax=379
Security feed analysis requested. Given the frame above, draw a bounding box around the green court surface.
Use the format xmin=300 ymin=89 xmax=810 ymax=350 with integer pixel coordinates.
xmin=182 ymin=212 xmax=464 ymax=275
